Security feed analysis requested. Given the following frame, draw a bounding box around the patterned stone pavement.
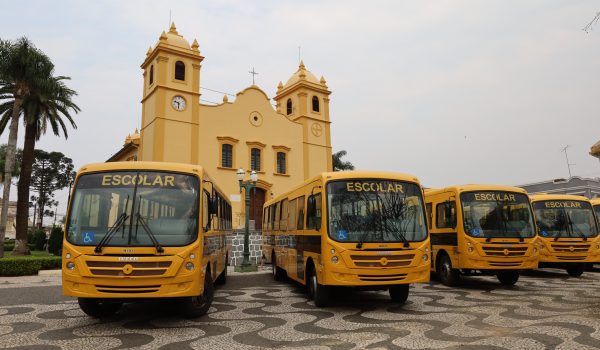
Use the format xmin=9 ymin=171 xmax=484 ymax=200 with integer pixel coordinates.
xmin=1 ymin=268 xmax=600 ymax=349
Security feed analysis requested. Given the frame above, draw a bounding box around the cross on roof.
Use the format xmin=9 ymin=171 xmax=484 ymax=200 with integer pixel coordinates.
xmin=249 ymin=67 xmax=258 ymax=85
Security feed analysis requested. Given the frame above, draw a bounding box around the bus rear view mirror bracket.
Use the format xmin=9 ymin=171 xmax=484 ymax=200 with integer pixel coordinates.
xmin=209 ymin=197 xmax=218 ymax=215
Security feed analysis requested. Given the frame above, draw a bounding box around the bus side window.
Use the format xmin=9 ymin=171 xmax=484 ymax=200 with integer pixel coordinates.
xmin=202 ymin=191 xmax=210 ymax=231
xmin=274 ymin=202 xmax=281 ymax=230
xmin=425 ymin=202 xmax=432 ymax=229
xmin=288 ymin=198 xmax=298 ymax=230
xmin=307 ymin=193 xmax=322 ymax=230
xmin=297 ymin=195 xmax=305 ymax=230
xmin=436 ymin=201 xmax=456 ymax=229
xmin=280 ymin=199 xmax=289 ymax=231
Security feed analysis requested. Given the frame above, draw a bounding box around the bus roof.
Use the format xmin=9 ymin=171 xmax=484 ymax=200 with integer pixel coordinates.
xmin=590 ymin=198 xmax=600 ymax=205
xmin=425 ymin=184 xmax=528 ymax=197
xmin=264 ymin=170 xmax=422 ymax=206
xmin=529 ymin=193 xmax=591 ymax=202
xmin=77 ymin=161 xmax=204 ymax=175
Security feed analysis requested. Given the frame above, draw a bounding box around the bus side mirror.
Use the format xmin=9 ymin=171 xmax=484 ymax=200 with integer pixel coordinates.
xmin=445 ymin=203 xmax=456 ymax=229
xmin=307 ymin=196 xmax=316 ymax=217
xmin=209 ymin=197 xmax=218 ymax=215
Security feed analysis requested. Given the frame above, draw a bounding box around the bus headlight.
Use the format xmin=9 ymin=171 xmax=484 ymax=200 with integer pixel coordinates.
xmin=185 ymin=262 xmax=195 ymax=271
xmin=422 ymin=254 xmax=429 ymax=262
xmin=330 ymin=249 xmax=335 ymax=254
xmin=65 ymin=253 xmax=71 ymax=259
xmin=66 ymin=262 xmax=75 ymax=270
xmin=331 ymin=256 xmax=339 ymax=264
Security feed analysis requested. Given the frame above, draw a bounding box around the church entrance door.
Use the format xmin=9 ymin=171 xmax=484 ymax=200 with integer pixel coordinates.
xmin=249 ymin=188 xmax=265 ymax=230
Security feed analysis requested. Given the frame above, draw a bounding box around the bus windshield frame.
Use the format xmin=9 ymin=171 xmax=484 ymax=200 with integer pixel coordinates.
xmin=66 ymin=170 xmax=200 ymax=248
xmin=533 ymin=200 xmax=599 ymax=239
xmin=460 ymin=191 xmax=535 ymax=239
xmin=326 ymin=179 xmax=428 ymax=244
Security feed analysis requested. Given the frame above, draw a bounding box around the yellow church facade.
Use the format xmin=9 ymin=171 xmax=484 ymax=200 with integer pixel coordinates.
xmin=111 ymin=24 xmax=333 ymax=228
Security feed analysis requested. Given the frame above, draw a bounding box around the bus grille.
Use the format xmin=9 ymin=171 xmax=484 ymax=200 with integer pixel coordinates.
xmin=551 ymin=243 xmax=590 ymax=253
xmin=488 ymin=262 xmax=521 ymax=267
xmin=349 ymin=254 xmax=415 ymax=268
xmin=482 ymin=246 xmax=528 ymax=257
xmin=86 ymin=261 xmax=171 ymax=277
xmin=358 ymin=273 xmax=407 ymax=282
xmin=556 ymin=256 xmax=586 ymax=261
xmin=95 ymin=285 xmax=161 ymax=293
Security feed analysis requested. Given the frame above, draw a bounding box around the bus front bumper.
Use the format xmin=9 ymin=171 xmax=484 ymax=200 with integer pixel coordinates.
xmin=459 ymin=255 xmax=538 ymax=270
xmin=323 ymin=262 xmax=430 ymax=287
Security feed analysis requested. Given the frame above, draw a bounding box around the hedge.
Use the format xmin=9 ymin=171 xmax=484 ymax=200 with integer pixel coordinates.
xmin=1 ymin=243 xmax=37 ymax=252
xmin=0 ymin=256 xmax=62 ymax=276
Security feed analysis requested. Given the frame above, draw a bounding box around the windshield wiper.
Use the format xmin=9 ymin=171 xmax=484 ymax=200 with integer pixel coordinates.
xmin=135 ymin=213 xmax=164 ymax=253
xmin=94 ymin=212 xmax=129 ymax=253
xmin=566 ymin=211 xmax=587 ymax=241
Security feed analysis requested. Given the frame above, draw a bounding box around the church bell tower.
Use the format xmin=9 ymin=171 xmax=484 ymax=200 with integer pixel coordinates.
xmin=139 ymin=23 xmax=203 ymax=164
xmin=274 ymin=61 xmax=333 ymax=179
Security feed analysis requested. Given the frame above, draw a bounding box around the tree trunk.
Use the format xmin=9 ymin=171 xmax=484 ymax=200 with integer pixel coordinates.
xmin=0 ymin=96 xmax=23 ymax=258
xmin=13 ymin=122 xmax=36 ymax=256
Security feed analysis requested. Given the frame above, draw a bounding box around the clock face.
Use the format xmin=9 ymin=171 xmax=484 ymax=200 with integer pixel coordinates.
xmin=172 ymin=96 xmax=186 ymax=111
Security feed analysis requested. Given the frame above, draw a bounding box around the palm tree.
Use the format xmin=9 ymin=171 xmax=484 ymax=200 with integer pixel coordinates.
xmin=0 ymin=37 xmax=53 ymax=257
xmin=0 ymin=144 xmax=23 ymax=186
xmin=332 ymin=150 xmax=355 ymax=171
xmin=0 ymin=76 xmax=79 ymax=255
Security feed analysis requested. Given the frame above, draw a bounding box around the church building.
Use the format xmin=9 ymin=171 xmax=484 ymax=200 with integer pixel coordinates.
xmin=110 ymin=24 xmax=333 ymax=229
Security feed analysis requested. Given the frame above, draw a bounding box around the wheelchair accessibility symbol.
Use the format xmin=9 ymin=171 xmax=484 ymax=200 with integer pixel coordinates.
xmin=83 ymin=232 xmax=94 ymax=244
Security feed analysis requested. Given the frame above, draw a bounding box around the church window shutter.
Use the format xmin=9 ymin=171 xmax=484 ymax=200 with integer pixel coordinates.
xmin=251 ymin=148 xmax=261 ymax=171
xmin=221 ymin=144 xmax=233 ymax=168
xmin=175 ymin=61 xmax=185 ymax=80
xmin=276 ymin=152 xmax=286 ymax=174
xmin=286 ymin=99 xmax=292 ymax=115
xmin=312 ymin=96 xmax=319 ymax=112
xmin=149 ymin=65 xmax=154 ymax=85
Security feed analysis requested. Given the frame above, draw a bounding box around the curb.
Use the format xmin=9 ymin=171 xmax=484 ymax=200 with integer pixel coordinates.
xmin=38 ymin=269 xmax=62 ymax=276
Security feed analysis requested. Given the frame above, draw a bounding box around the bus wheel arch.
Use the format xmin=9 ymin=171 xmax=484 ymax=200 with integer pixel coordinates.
xmin=436 ymin=250 xmax=460 ymax=286
xmin=215 ymin=255 xmax=228 ymax=285
xmin=272 ymin=251 xmax=286 ymax=281
xmin=305 ymin=257 xmax=329 ymax=307
xmin=181 ymin=263 xmax=214 ymax=318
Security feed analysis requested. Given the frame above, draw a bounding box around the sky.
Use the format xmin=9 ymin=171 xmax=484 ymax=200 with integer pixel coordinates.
xmin=1 ymin=0 xmax=600 ymax=219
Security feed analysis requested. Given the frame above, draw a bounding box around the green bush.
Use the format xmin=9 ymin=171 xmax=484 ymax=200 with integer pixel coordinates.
xmin=0 ymin=256 xmax=62 ymax=276
xmin=32 ymin=230 xmax=46 ymax=251
xmin=2 ymin=243 xmax=14 ymax=251
xmin=48 ymin=227 xmax=63 ymax=256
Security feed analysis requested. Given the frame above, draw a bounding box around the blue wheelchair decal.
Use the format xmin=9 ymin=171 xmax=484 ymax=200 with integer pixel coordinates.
xmin=83 ymin=232 xmax=95 ymax=244
xmin=471 ymin=228 xmax=481 ymax=237
xmin=337 ymin=230 xmax=349 ymax=240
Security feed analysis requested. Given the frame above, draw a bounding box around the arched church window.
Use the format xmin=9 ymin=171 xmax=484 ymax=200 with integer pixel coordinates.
xmin=276 ymin=152 xmax=286 ymax=174
xmin=286 ymin=99 xmax=292 ymax=115
xmin=312 ymin=96 xmax=320 ymax=112
xmin=251 ymin=148 xmax=261 ymax=171
xmin=149 ymin=65 xmax=154 ymax=85
xmin=175 ymin=61 xmax=185 ymax=81
xmin=221 ymin=144 xmax=233 ymax=168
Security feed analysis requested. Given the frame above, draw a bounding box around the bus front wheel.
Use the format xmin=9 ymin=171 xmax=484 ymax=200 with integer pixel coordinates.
xmin=496 ymin=270 xmax=519 ymax=285
xmin=566 ymin=264 xmax=585 ymax=277
xmin=437 ymin=254 xmax=460 ymax=286
xmin=389 ymin=284 xmax=409 ymax=304
xmin=78 ymin=298 xmax=121 ymax=318
xmin=308 ymin=271 xmax=329 ymax=307
xmin=182 ymin=272 xmax=214 ymax=318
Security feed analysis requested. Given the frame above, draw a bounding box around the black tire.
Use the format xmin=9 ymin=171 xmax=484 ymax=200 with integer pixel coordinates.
xmin=307 ymin=269 xmax=329 ymax=307
xmin=389 ymin=284 xmax=410 ymax=304
xmin=272 ymin=252 xmax=286 ymax=281
xmin=437 ymin=253 xmax=460 ymax=286
xmin=566 ymin=264 xmax=585 ymax=277
xmin=215 ymin=257 xmax=228 ymax=285
xmin=497 ymin=270 xmax=519 ymax=285
xmin=181 ymin=271 xmax=214 ymax=318
xmin=78 ymin=298 xmax=121 ymax=318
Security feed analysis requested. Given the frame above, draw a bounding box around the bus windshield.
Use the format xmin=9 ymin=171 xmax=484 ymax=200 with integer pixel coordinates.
xmin=326 ymin=180 xmax=427 ymax=243
xmin=533 ymin=200 xmax=598 ymax=239
xmin=66 ymin=171 xmax=199 ymax=247
xmin=461 ymin=191 xmax=535 ymax=238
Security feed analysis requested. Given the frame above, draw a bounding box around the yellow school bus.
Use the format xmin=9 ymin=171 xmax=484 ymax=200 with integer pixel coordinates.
xmin=530 ymin=194 xmax=600 ymax=276
xmin=262 ymin=171 xmax=430 ymax=306
xmin=62 ymin=162 xmax=232 ymax=318
xmin=591 ymin=198 xmax=600 ymax=224
xmin=425 ymin=185 xmax=539 ymax=286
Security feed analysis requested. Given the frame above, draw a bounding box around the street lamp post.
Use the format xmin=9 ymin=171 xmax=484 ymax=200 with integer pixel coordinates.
xmin=235 ymin=168 xmax=259 ymax=272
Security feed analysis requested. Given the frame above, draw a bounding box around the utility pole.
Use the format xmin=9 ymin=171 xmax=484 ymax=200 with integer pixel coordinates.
xmin=561 ymin=145 xmax=575 ymax=178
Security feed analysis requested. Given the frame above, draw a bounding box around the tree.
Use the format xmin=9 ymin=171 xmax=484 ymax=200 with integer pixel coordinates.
xmin=29 ymin=150 xmax=74 ymax=230
xmin=0 ymin=144 xmax=23 ymax=185
xmin=0 ymin=37 xmax=53 ymax=258
xmin=1 ymin=76 xmax=79 ymax=255
xmin=332 ymin=150 xmax=355 ymax=171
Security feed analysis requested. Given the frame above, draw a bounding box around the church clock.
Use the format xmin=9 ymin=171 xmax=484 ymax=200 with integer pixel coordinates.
xmin=171 ymin=96 xmax=186 ymax=111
